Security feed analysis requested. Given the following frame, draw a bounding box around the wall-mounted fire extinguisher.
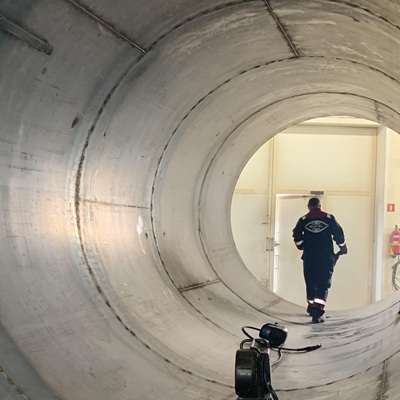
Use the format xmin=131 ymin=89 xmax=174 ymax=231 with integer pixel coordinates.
xmin=390 ymin=225 xmax=400 ymax=257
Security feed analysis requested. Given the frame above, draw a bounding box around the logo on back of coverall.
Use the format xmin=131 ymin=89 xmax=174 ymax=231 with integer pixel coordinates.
xmin=305 ymin=220 xmax=329 ymax=233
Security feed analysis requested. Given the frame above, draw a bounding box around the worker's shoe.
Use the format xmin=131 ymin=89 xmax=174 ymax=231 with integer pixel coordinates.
xmin=310 ymin=308 xmax=325 ymax=324
xmin=306 ymin=304 xmax=312 ymax=315
xmin=312 ymin=315 xmax=325 ymax=324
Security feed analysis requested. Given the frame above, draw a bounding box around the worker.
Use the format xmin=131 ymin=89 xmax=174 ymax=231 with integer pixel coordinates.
xmin=292 ymin=197 xmax=348 ymax=323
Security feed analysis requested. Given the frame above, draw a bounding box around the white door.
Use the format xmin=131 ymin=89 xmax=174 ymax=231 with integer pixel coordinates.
xmin=325 ymin=195 xmax=373 ymax=309
xmin=273 ymin=195 xmax=312 ymax=306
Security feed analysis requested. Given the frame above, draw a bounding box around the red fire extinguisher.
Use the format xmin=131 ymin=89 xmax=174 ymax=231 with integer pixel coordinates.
xmin=390 ymin=225 xmax=400 ymax=257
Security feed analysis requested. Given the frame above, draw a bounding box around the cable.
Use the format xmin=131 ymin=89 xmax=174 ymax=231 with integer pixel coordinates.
xmin=391 ymin=258 xmax=400 ymax=291
xmin=279 ymin=344 xmax=322 ymax=352
xmin=271 ymin=348 xmax=282 ymax=367
xmin=241 ymin=326 xmax=260 ymax=340
xmin=262 ymin=352 xmax=279 ymax=400
xmin=241 ymin=325 xmax=321 ymax=369
xmin=270 ymin=344 xmax=322 ymax=368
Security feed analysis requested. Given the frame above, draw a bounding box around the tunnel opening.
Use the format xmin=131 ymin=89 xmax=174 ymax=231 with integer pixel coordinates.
xmin=231 ymin=116 xmax=400 ymax=311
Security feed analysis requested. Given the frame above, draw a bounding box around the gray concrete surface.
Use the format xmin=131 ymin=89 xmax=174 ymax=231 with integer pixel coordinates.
xmin=0 ymin=0 xmax=400 ymax=399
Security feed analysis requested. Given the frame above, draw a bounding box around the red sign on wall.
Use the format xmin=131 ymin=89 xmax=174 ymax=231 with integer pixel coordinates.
xmin=387 ymin=204 xmax=395 ymax=212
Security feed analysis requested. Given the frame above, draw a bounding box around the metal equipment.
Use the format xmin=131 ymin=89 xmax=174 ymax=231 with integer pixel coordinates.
xmin=235 ymin=323 xmax=321 ymax=399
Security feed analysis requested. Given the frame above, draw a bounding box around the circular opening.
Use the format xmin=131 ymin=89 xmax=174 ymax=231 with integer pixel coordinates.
xmin=231 ymin=116 xmax=400 ymax=310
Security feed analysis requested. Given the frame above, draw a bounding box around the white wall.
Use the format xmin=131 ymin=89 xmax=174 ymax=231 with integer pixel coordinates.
xmin=274 ymin=127 xmax=376 ymax=193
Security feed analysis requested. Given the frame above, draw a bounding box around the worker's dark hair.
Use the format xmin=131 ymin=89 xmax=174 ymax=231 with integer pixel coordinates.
xmin=307 ymin=197 xmax=321 ymax=208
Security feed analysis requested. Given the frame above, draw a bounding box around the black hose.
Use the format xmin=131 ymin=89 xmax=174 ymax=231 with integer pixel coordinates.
xmin=391 ymin=258 xmax=400 ymax=291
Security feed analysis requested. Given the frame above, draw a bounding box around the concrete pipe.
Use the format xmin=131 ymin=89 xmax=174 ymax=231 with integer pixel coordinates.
xmin=0 ymin=1 xmax=400 ymax=399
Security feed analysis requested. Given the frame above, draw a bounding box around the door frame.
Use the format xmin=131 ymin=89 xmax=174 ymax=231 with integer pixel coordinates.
xmin=270 ymin=194 xmax=315 ymax=293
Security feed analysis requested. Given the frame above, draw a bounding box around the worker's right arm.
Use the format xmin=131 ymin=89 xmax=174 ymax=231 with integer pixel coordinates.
xmin=332 ymin=216 xmax=348 ymax=255
xmin=292 ymin=218 xmax=304 ymax=250
xmin=330 ymin=215 xmax=347 ymax=254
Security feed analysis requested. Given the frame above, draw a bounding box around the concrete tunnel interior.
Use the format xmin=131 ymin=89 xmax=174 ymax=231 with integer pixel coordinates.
xmin=1 ymin=1 xmax=400 ymax=399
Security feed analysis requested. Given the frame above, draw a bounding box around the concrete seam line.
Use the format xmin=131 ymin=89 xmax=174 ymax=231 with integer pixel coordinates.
xmin=179 ymin=279 xmax=221 ymax=292
xmin=263 ymin=0 xmax=299 ymax=57
xmin=60 ymin=0 xmax=146 ymax=53
xmin=378 ymin=359 xmax=388 ymax=400
xmin=82 ymin=199 xmax=150 ymax=209
xmin=0 ymin=366 xmax=31 ymax=400
xmin=375 ymin=101 xmax=383 ymax=124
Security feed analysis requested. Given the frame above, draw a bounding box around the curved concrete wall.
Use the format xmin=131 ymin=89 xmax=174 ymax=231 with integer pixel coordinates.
xmin=1 ymin=1 xmax=400 ymax=399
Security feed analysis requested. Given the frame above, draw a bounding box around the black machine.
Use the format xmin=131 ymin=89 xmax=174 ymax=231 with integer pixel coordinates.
xmin=235 ymin=323 xmax=286 ymax=400
xmin=235 ymin=323 xmax=321 ymax=400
